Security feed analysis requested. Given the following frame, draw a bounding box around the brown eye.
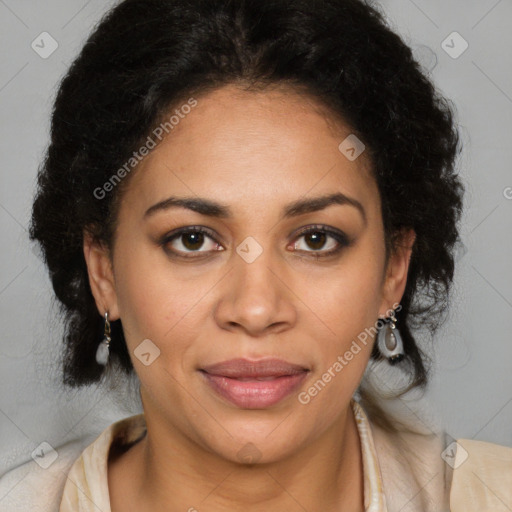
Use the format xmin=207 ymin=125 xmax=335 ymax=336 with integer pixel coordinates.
xmin=291 ymin=225 xmax=350 ymax=257
xmin=181 ymin=231 xmax=206 ymax=251
xmin=303 ymin=231 xmax=328 ymax=250
xmin=161 ymin=226 xmax=223 ymax=258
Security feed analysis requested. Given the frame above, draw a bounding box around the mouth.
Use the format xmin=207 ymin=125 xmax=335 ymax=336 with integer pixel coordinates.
xmin=199 ymin=358 xmax=310 ymax=409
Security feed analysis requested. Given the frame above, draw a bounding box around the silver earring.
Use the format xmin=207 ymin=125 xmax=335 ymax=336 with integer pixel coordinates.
xmin=96 ymin=312 xmax=111 ymax=366
xmin=376 ymin=310 xmax=405 ymax=365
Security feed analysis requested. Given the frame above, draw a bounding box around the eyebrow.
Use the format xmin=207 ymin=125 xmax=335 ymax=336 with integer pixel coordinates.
xmin=144 ymin=192 xmax=366 ymax=224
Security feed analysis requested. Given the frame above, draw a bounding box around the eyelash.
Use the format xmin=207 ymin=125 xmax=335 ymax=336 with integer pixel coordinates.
xmin=159 ymin=224 xmax=351 ymax=260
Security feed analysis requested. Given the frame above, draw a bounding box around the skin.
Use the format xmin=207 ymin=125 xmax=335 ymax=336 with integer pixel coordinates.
xmin=84 ymin=83 xmax=415 ymax=512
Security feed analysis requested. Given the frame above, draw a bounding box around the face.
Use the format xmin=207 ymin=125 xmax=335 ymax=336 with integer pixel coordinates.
xmin=85 ymin=83 xmax=414 ymax=464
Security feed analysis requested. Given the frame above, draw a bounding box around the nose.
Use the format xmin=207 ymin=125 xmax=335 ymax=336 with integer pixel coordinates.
xmin=213 ymin=243 xmax=297 ymax=337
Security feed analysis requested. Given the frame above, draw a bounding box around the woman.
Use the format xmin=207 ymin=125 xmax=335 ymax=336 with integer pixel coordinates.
xmin=1 ymin=0 xmax=510 ymax=510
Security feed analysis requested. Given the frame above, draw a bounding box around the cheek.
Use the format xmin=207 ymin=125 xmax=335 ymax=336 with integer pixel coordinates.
xmin=112 ymin=239 xmax=223 ymax=379
xmin=296 ymin=260 xmax=382 ymax=425
xmin=295 ymin=244 xmax=384 ymax=402
xmin=112 ymin=241 xmax=193 ymax=344
xmin=305 ymin=251 xmax=384 ymax=340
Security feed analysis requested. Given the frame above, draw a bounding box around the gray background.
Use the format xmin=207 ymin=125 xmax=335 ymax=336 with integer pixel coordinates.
xmin=1 ymin=0 xmax=511 ymax=477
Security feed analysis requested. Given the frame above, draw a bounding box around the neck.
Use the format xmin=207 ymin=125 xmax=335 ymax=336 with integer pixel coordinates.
xmin=110 ymin=402 xmax=364 ymax=512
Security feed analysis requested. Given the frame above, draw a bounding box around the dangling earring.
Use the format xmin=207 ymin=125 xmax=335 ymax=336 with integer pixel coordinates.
xmin=96 ymin=312 xmax=111 ymax=366
xmin=376 ymin=309 xmax=405 ymax=365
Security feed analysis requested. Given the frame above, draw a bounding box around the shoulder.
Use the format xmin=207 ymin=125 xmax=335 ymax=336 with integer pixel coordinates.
xmin=60 ymin=413 xmax=146 ymax=511
xmin=372 ymin=425 xmax=512 ymax=511
xmin=0 ymin=438 xmax=89 ymax=512
xmin=370 ymin=419 xmax=452 ymax=512
xmin=450 ymin=438 xmax=512 ymax=511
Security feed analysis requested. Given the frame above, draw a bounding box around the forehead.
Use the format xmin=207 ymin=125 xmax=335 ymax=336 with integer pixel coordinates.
xmin=121 ymin=84 xmax=379 ymax=219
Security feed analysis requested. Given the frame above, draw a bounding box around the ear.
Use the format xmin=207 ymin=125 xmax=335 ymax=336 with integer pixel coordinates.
xmin=83 ymin=229 xmax=120 ymax=320
xmin=378 ymin=228 xmax=416 ymax=317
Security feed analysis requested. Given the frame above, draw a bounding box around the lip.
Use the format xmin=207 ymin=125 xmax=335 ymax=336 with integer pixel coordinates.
xmin=200 ymin=358 xmax=310 ymax=409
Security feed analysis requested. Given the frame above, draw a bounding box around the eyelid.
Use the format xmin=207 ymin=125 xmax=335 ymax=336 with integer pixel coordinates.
xmin=158 ymin=225 xmax=221 ymax=253
xmin=292 ymin=224 xmax=350 ymax=243
xmin=289 ymin=224 xmax=351 ymax=255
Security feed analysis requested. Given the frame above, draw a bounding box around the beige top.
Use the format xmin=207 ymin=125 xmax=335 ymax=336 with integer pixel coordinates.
xmin=58 ymin=399 xmax=387 ymax=511
xmin=1 ymin=398 xmax=511 ymax=511
xmin=58 ymin=398 xmax=512 ymax=512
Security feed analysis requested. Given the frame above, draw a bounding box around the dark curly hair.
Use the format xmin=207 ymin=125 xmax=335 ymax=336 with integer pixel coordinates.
xmin=29 ymin=0 xmax=463 ymax=417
